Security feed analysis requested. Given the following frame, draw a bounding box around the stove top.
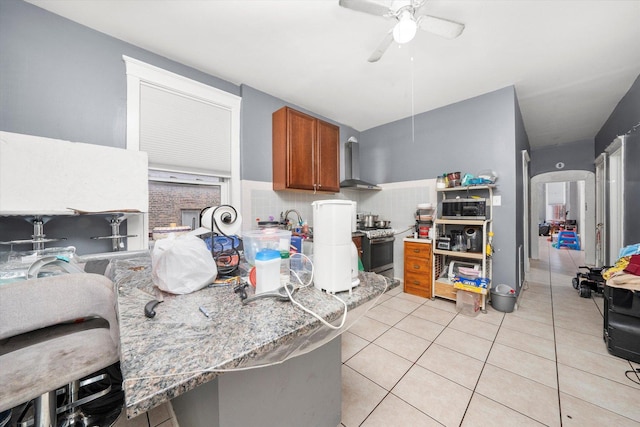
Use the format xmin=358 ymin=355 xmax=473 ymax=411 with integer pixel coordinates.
xmin=358 ymin=228 xmax=396 ymax=239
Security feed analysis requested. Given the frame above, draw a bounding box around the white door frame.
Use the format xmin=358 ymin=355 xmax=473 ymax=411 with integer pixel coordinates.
xmin=530 ymin=170 xmax=595 ymax=265
xmin=522 ymin=150 xmax=531 ymax=275
xmin=595 ymin=153 xmax=607 ymax=267
xmin=606 ymin=136 xmax=625 ymax=265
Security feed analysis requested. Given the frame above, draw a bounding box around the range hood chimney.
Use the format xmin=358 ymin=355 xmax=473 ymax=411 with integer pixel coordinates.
xmin=340 ymin=137 xmax=381 ymax=191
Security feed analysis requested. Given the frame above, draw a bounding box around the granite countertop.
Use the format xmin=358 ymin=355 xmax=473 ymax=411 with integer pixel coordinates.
xmin=111 ymin=254 xmax=397 ymax=418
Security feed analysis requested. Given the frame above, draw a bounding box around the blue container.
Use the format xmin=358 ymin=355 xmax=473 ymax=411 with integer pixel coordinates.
xmin=290 ymin=235 xmax=303 ymax=255
xmin=205 ymin=235 xmax=240 ymax=252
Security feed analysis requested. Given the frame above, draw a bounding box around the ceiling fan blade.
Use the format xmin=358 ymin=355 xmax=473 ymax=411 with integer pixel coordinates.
xmin=368 ymin=30 xmax=394 ymax=63
xmin=417 ymin=15 xmax=465 ymax=39
xmin=339 ymin=0 xmax=392 ymax=17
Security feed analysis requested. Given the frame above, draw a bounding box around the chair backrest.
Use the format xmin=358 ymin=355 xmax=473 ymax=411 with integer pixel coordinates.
xmin=0 ymin=273 xmax=119 ymax=349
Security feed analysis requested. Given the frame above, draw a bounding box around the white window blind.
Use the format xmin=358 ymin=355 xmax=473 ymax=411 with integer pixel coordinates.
xmin=139 ymin=82 xmax=232 ymax=177
xmin=124 ymin=55 xmax=241 ymax=209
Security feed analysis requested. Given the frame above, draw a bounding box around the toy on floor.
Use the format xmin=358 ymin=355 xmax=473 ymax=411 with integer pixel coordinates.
xmin=573 ymin=265 xmax=609 ymax=298
xmin=553 ymin=231 xmax=580 ymax=250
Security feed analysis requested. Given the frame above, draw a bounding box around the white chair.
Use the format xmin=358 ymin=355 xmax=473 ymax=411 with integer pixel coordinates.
xmin=0 ymin=273 xmax=121 ymax=426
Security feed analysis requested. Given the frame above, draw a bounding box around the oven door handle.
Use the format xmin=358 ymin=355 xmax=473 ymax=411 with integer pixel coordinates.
xmin=370 ymin=236 xmax=395 ymax=245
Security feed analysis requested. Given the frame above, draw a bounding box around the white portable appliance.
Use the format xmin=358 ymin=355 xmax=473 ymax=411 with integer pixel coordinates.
xmin=312 ymin=200 xmax=359 ymax=293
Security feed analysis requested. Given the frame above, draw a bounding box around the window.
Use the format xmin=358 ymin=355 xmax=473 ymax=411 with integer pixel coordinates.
xmin=123 ymin=56 xmax=241 ymax=240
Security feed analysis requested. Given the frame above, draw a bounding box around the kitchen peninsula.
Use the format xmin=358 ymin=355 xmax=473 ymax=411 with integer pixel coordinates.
xmin=110 ymin=254 xmax=395 ymax=426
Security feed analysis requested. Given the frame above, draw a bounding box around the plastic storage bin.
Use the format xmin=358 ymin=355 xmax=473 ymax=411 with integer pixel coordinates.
xmin=456 ymin=290 xmax=481 ymax=317
xmin=490 ymin=284 xmax=517 ymax=313
xmin=242 ymin=229 xmax=291 ymax=266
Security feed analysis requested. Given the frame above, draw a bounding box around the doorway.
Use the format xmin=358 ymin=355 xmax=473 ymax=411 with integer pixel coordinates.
xmin=530 ymin=171 xmax=596 ymax=266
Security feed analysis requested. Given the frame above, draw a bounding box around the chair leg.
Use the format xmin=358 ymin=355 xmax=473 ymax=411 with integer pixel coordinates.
xmin=33 ymin=392 xmax=56 ymax=427
xmin=58 ymin=380 xmax=90 ymax=427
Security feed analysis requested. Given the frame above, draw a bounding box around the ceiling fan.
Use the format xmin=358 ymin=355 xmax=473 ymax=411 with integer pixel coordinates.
xmin=339 ymin=0 xmax=465 ymax=62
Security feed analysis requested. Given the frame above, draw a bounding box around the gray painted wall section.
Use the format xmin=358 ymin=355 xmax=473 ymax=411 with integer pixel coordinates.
xmin=530 ymin=139 xmax=596 ymax=176
xmin=624 ymin=134 xmax=640 ymax=246
xmin=0 ymin=0 xmax=239 ymax=149
xmin=360 ymin=87 xmax=520 ymax=288
xmin=0 ymin=0 xmax=241 ymax=254
xmin=595 ymin=73 xmax=640 ymax=155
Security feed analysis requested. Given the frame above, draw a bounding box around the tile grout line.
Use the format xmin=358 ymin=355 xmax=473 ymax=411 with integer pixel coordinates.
xmin=355 ymin=297 xmax=459 ymax=426
xmin=545 ymin=239 xmax=565 ymax=427
xmin=458 ymin=311 xmax=504 ymax=426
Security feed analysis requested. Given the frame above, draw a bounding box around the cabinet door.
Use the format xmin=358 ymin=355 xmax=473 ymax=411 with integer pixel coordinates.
xmin=352 ymin=236 xmax=363 ymax=259
xmin=287 ymin=109 xmax=317 ymax=191
xmin=316 ymin=120 xmax=340 ymax=192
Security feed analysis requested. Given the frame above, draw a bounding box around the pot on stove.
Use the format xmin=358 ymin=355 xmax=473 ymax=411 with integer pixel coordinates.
xmin=361 ymin=214 xmax=378 ymax=228
xmin=374 ymin=220 xmax=391 ymax=228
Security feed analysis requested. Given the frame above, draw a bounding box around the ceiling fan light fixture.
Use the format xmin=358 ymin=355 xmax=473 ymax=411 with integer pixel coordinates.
xmin=392 ymin=11 xmax=417 ymax=44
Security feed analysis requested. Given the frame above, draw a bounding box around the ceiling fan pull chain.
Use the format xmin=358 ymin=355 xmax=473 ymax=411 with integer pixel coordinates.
xmin=411 ymin=55 xmax=415 ymax=144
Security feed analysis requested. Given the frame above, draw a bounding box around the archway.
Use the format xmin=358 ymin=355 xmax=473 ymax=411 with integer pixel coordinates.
xmin=530 ymin=170 xmax=595 ymax=265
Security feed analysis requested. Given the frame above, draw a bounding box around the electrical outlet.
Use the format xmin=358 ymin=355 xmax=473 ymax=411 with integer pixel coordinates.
xmin=492 ymin=195 xmax=502 ymax=206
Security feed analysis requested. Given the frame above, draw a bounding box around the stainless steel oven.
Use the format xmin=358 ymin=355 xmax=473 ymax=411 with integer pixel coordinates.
xmin=361 ymin=231 xmax=395 ymax=279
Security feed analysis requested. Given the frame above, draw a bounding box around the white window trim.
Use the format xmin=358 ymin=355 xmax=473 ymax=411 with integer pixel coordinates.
xmin=123 ymin=55 xmax=241 ymax=208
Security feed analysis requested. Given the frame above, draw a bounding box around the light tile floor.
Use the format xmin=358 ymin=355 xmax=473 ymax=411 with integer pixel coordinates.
xmin=114 ymin=237 xmax=640 ymax=426
xmin=341 ymin=238 xmax=640 ymax=427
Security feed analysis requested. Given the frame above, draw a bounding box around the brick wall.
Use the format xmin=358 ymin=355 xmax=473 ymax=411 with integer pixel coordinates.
xmin=149 ymin=181 xmax=221 ymax=233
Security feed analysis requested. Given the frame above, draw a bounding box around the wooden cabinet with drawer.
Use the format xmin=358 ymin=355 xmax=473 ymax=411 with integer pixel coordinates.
xmin=403 ymin=240 xmax=432 ymax=298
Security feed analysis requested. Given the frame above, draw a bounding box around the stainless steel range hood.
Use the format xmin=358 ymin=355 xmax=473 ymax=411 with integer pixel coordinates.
xmin=340 ymin=137 xmax=381 ymax=191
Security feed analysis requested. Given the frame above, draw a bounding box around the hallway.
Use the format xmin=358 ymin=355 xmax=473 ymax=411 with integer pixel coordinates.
xmin=340 ymin=238 xmax=640 ymax=426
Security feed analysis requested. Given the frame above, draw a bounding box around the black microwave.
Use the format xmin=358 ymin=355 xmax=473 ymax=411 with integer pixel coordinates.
xmin=441 ymin=198 xmax=487 ymax=219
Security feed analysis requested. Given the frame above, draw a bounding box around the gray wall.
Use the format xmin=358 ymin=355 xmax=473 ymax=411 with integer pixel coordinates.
xmin=360 ymin=86 xmax=523 ymax=288
xmin=567 ymin=182 xmax=578 ymax=221
xmin=624 ymin=134 xmax=640 ymax=246
xmin=0 ymin=0 xmax=241 ymax=254
xmin=595 ymin=74 xmax=640 ymax=155
xmin=0 ymin=0 xmax=239 ymax=149
xmin=360 ymin=87 xmax=517 ymax=185
xmin=529 ymin=139 xmax=596 ymax=176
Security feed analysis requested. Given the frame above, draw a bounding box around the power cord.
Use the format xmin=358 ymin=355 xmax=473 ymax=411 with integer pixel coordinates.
xmin=285 ymin=253 xmax=349 ymax=330
xmin=394 ymin=225 xmax=415 ymax=236
xmin=625 ymin=368 xmax=640 ymax=386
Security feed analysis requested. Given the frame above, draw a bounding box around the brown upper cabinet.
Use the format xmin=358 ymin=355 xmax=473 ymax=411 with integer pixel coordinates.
xmin=273 ymin=107 xmax=340 ymax=193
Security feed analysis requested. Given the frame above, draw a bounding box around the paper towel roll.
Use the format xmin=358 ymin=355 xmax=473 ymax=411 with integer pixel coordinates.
xmin=200 ymin=205 xmax=242 ymax=236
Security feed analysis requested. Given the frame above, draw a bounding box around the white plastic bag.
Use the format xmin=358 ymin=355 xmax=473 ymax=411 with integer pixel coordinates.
xmin=151 ymin=234 xmax=218 ymax=294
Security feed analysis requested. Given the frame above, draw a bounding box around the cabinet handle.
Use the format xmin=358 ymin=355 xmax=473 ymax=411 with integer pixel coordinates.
xmin=413 ymin=249 xmax=420 ymax=253
xmin=413 ymin=265 xmax=420 ymax=270
xmin=413 ymin=280 xmax=421 ymax=285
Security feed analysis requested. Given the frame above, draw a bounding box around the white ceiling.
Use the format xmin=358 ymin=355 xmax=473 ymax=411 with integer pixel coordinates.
xmin=27 ymin=0 xmax=640 ymax=149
